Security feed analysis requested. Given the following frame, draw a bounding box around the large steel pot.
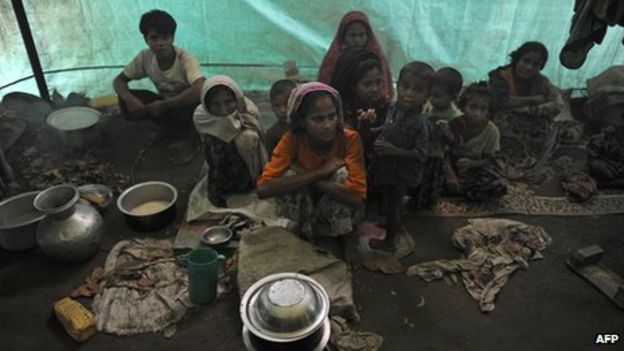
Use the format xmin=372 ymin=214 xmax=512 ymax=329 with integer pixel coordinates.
xmin=117 ymin=181 xmax=177 ymax=231
xmin=240 ymin=273 xmax=331 ymax=351
xmin=46 ymin=107 xmax=101 ymax=149
xmin=0 ymin=191 xmax=44 ymax=250
xmin=34 ymin=184 xmax=103 ymax=262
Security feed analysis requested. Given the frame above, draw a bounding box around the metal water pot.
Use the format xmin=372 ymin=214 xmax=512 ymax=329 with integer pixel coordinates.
xmin=34 ymin=184 xmax=103 ymax=262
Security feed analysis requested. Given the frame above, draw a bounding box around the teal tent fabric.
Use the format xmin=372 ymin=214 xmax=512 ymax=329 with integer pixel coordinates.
xmin=0 ymin=0 xmax=623 ymax=98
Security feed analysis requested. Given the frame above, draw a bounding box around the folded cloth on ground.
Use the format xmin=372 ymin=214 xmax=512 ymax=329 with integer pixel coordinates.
xmin=406 ymin=218 xmax=552 ymax=312
xmin=560 ymin=171 xmax=598 ymax=202
xmin=92 ymin=239 xmax=190 ymax=336
xmin=329 ymin=316 xmax=383 ymax=351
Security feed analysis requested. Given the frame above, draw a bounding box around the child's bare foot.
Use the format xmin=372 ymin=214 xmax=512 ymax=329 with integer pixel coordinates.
xmin=369 ymin=238 xmax=397 ymax=253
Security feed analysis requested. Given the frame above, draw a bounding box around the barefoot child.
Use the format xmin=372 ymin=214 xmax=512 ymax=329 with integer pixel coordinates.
xmin=448 ymin=82 xmax=508 ymax=201
xmin=367 ymin=62 xmax=433 ymax=251
xmin=265 ymin=79 xmax=297 ymax=158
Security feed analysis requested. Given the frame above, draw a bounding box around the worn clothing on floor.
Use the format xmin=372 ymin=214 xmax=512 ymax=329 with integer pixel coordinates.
xmin=92 ymin=239 xmax=190 ymax=336
xmin=123 ymin=47 xmax=204 ymax=98
xmin=369 ymin=103 xmax=431 ymax=187
xmin=407 ymin=218 xmax=552 ymax=312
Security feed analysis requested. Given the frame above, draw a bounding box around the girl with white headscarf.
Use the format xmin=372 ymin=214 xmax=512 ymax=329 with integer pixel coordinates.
xmin=193 ymin=75 xmax=268 ymax=206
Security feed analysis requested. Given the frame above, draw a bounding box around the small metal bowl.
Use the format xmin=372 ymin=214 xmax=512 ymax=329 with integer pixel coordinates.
xmin=240 ymin=273 xmax=330 ymax=343
xmin=78 ymin=184 xmax=113 ymax=211
xmin=117 ymin=181 xmax=177 ymax=231
xmin=200 ymin=225 xmax=233 ymax=248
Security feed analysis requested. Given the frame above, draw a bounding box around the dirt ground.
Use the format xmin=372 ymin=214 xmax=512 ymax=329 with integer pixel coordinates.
xmin=1 ymin=100 xmax=623 ymax=351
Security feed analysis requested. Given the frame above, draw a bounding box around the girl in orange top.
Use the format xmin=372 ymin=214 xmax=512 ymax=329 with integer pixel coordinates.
xmin=257 ymin=82 xmax=366 ymax=240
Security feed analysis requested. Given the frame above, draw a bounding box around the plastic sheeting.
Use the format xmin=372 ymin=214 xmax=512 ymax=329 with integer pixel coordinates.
xmin=1 ymin=0 xmax=623 ymax=99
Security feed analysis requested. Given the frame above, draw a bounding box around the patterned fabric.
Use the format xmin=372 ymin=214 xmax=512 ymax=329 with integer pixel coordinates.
xmin=275 ymin=169 xmax=365 ymax=240
xmin=407 ymin=218 xmax=552 ymax=312
xmin=491 ymin=105 xmax=560 ymax=182
xmin=317 ymin=11 xmax=393 ymax=101
xmin=204 ymin=134 xmax=254 ymax=206
xmin=457 ymin=166 xmax=508 ymax=202
xmin=409 ymin=157 xmax=445 ymax=209
xmin=587 ymin=125 xmax=624 ymax=181
xmin=369 ymin=103 xmax=431 ymax=187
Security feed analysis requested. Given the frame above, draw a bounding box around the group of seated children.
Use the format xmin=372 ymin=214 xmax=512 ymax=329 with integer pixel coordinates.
xmin=114 ymin=9 xmax=568 ymax=251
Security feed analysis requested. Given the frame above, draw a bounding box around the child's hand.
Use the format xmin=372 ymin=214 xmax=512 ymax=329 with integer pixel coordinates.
xmin=456 ymin=157 xmax=473 ymax=172
xmin=318 ymin=157 xmax=345 ymax=178
xmin=374 ymin=139 xmax=398 ymax=156
xmin=357 ymin=109 xmax=377 ymax=122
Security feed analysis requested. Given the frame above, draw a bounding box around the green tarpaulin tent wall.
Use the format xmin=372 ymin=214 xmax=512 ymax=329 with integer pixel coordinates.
xmin=1 ymin=0 xmax=623 ymax=99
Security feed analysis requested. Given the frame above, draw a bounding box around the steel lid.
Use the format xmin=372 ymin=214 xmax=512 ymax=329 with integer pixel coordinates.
xmin=47 ymin=107 xmax=100 ymax=131
xmin=240 ymin=273 xmax=330 ymax=342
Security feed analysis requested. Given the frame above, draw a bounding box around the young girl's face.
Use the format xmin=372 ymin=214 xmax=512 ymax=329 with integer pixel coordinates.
xmin=397 ymin=71 xmax=429 ymax=111
xmin=353 ymin=67 xmax=382 ymax=106
xmin=515 ymin=51 xmax=544 ymax=80
xmin=463 ymin=95 xmax=490 ymax=124
xmin=207 ymin=86 xmax=237 ymax=117
xmin=343 ymin=22 xmax=367 ymax=49
xmin=303 ymin=95 xmax=338 ymax=144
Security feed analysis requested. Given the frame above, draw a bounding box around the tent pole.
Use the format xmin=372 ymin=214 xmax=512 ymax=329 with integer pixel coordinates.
xmin=11 ymin=0 xmax=49 ymax=102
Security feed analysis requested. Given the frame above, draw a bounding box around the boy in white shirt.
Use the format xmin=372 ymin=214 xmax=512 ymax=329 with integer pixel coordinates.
xmin=113 ymin=9 xmax=205 ymax=163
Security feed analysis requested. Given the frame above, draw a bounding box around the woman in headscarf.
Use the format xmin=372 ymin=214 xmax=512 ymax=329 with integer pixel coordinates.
xmin=318 ymin=10 xmax=393 ymax=101
xmin=193 ymin=75 xmax=268 ymax=206
xmin=487 ymin=41 xmax=562 ymax=182
xmin=257 ymin=82 xmax=366 ymax=240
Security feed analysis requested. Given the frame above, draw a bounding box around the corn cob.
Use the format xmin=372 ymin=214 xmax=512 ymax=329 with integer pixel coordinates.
xmin=53 ymin=297 xmax=96 ymax=342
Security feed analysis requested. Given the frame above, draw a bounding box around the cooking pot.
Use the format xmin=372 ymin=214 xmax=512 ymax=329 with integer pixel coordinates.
xmin=117 ymin=181 xmax=177 ymax=231
xmin=46 ymin=107 xmax=101 ymax=149
xmin=240 ymin=273 xmax=331 ymax=351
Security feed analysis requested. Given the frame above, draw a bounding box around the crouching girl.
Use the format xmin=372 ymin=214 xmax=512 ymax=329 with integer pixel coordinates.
xmin=257 ymin=83 xmax=366 ymax=240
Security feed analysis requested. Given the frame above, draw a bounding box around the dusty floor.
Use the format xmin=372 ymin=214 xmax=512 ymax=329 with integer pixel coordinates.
xmin=1 ymin=102 xmax=623 ymax=351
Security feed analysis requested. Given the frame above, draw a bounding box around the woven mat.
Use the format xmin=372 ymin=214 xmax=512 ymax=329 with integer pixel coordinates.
xmin=420 ymin=183 xmax=624 ymax=217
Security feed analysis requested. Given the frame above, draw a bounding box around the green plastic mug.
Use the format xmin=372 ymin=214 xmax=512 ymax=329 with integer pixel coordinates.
xmin=178 ymin=247 xmax=225 ymax=305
